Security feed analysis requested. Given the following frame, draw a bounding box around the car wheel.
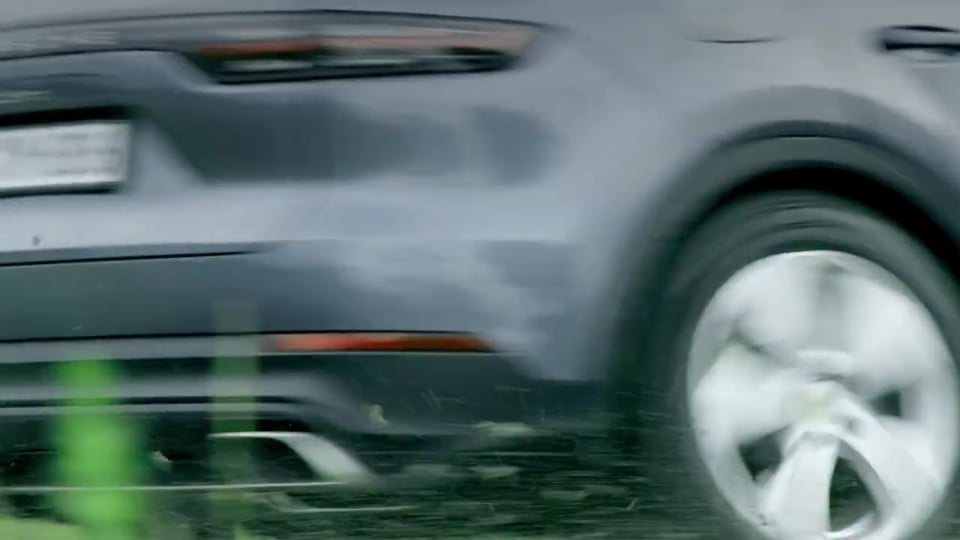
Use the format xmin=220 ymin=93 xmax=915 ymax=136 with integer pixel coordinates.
xmin=634 ymin=191 xmax=960 ymax=539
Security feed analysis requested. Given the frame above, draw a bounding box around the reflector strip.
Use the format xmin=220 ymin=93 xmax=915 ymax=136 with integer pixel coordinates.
xmin=193 ymin=29 xmax=536 ymax=57
xmin=269 ymin=333 xmax=494 ymax=353
xmin=193 ymin=39 xmax=321 ymax=56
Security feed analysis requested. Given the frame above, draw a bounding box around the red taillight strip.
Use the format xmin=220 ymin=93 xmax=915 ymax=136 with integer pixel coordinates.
xmin=0 ymin=13 xmax=539 ymax=83
xmin=268 ymin=333 xmax=494 ymax=353
xmin=192 ymin=28 xmax=537 ymax=57
xmin=193 ymin=39 xmax=322 ymax=56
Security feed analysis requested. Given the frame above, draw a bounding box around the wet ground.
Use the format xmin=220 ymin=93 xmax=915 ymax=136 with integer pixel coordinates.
xmin=10 ymin=456 xmax=960 ymax=539
xmin=14 ymin=491 xmax=960 ymax=539
xmin=4 ymin=464 xmax=721 ymax=540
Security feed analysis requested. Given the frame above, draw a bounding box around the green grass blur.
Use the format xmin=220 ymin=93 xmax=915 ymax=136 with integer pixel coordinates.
xmin=53 ymin=355 xmax=144 ymax=540
xmin=2 ymin=304 xmax=265 ymax=539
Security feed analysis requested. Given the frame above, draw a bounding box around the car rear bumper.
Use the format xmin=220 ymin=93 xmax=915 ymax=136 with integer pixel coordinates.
xmin=0 ymin=231 xmax=595 ymax=376
xmin=0 ymin=335 xmax=603 ymax=489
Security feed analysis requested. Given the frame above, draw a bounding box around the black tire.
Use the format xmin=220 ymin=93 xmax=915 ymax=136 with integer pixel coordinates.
xmin=623 ymin=191 xmax=960 ymax=539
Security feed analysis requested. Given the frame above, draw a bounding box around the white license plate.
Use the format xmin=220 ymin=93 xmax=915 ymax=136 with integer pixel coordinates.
xmin=0 ymin=121 xmax=130 ymax=192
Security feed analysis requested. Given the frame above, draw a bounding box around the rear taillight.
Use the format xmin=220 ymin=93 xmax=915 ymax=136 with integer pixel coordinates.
xmin=268 ymin=333 xmax=495 ymax=353
xmin=0 ymin=13 xmax=540 ymax=83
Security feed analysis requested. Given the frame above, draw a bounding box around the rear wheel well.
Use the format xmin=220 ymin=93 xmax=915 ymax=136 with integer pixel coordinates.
xmin=607 ymin=163 xmax=960 ymax=438
xmin=605 ymin=138 xmax=960 ymax=423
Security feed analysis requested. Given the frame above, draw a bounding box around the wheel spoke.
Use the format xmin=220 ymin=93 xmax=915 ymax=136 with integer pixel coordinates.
xmin=692 ymin=345 xmax=804 ymax=446
xmin=712 ymin=254 xmax=822 ymax=353
xmin=839 ymin=401 xmax=941 ymax=520
xmin=759 ymin=435 xmax=838 ymax=539
xmin=710 ymin=253 xmax=860 ymax=359
xmin=845 ymin=276 xmax=945 ymax=398
xmin=877 ymin=417 xmax=941 ymax=479
xmin=726 ymin=312 xmax=797 ymax=368
xmin=805 ymin=256 xmax=851 ymax=351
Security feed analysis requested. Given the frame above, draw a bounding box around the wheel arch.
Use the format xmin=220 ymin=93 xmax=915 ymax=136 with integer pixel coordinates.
xmin=690 ymin=135 xmax=960 ymax=273
xmin=599 ymin=129 xmax=960 ymax=413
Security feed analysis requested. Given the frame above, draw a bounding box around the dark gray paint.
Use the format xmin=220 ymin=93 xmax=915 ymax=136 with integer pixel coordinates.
xmin=0 ymin=0 xmax=956 ymax=393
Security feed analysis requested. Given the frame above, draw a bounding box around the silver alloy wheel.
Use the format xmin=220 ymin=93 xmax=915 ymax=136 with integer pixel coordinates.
xmin=687 ymin=250 xmax=960 ymax=540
